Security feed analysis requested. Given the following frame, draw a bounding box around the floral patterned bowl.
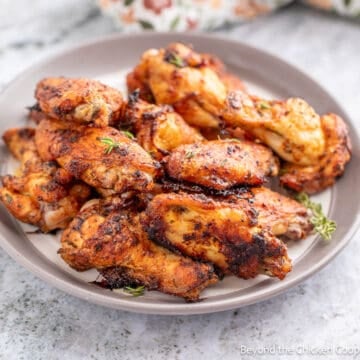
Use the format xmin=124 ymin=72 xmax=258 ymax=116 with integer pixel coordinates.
xmin=96 ymin=0 xmax=292 ymax=32
xmin=97 ymin=0 xmax=360 ymax=32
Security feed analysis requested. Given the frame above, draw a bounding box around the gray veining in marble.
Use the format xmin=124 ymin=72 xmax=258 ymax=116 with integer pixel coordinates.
xmin=1 ymin=2 xmax=360 ymax=360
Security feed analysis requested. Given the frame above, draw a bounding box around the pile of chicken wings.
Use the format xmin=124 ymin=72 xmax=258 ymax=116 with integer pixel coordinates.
xmin=0 ymin=43 xmax=351 ymax=301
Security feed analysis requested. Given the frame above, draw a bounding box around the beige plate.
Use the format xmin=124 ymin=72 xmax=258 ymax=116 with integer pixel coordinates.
xmin=0 ymin=33 xmax=359 ymax=315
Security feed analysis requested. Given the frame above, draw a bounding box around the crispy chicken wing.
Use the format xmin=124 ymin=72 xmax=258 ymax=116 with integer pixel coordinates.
xmin=35 ymin=77 xmax=124 ymax=127
xmin=223 ymin=95 xmax=326 ymax=166
xmin=0 ymin=128 xmax=91 ymax=232
xmin=202 ymin=53 xmax=247 ymax=93
xmin=164 ymin=140 xmax=279 ymax=190
xmin=280 ymin=114 xmax=352 ymax=194
xmin=144 ymin=192 xmax=294 ymax=279
xmin=131 ymin=43 xmax=326 ymax=165
xmin=244 ymin=187 xmax=312 ymax=240
xmin=122 ymin=92 xmax=204 ymax=160
xmin=126 ymin=50 xmax=246 ymax=103
xmin=35 ymin=118 xmax=159 ymax=197
xmin=59 ymin=197 xmax=218 ymax=301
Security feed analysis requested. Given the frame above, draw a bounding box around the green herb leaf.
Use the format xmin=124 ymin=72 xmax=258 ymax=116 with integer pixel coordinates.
xmin=124 ymin=285 xmax=145 ymax=297
xmin=5 ymin=193 xmax=13 ymax=204
xmin=258 ymin=101 xmax=271 ymax=110
xmin=165 ymin=51 xmax=185 ymax=68
xmin=124 ymin=0 xmax=134 ymax=5
xmin=138 ymin=20 xmax=154 ymax=30
xmin=295 ymin=192 xmax=336 ymax=241
xmin=185 ymin=151 xmax=194 ymax=159
xmin=121 ymin=130 xmax=135 ymax=140
xmin=99 ymin=137 xmax=121 ymax=154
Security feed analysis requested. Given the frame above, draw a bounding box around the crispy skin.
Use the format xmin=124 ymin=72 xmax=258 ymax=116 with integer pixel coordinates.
xmin=27 ymin=103 xmax=48 ymax=124
xmin=35 ymin=118 xmax=159 ymax=197
xmin=126 ymin=71 xmax=155 ymax=103
xmin=144 ymin=192 xmax=292 ymax=279
xmin=280 ymin=114 xmax=352 ymax=194
xmin=0 ymin=128 xmax=90 ymax=232
xmin=244 ymin=187 xmax=312 ymax=240
xmin=223 ymin=95 xmax=326 ymax=166
xmin=130 ymin=43 xmax=227 ymax=129
xmin=165 ymin=140 xmax=279 ymax=190
xmin=59 ymin=198 xmax=218 ymax=301
xmin=202 ymin=53 xmax=247 ymax=92
xmin=122 ymin=93 xmax=204 ymax=160
xmin=35 ymin=77 xmax=124 ymax=127
xmin=131 ymin=43 xmax=326 ymax=165
xmin=126 ymin=51 xmax=246 ymax=102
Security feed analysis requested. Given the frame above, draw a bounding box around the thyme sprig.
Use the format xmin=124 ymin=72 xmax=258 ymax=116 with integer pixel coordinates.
xmin=99 ymin=137 xmax=121 ymax=154
xmin=295 ymin=192 xmax=336 ymax=241
xmin=124 ymin=285 xmax=145 ymax=297
xmin=99 ymin=131 xmax=135 ymax=154
xmin=122 ymin=130 xmax=135 ymax=140
xmin=165 ymin=51 xmax=185 ymax=68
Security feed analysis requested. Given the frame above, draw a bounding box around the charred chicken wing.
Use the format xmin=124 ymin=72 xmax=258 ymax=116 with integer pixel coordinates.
xmin=130 ymin=43 xmax=327 ymax=165
xmin=59 ymin=197 xmax=218 ymax=301
xmin=144 ymin=192 xmax=293 ymax=279
xmin=280 ymin=114 xmax=352 ymax=194
xmin=164 ymin=140 xmax=279 ymax=190
xmin=35 ymin=118 xmax=159 ymax=196
xmin=0 ymin=128 xmax=91 ymax=232
xmin=35 ymin=77 xmax=124 ymax=127
xmin=122 ymin=91 xmax=204 ymax=160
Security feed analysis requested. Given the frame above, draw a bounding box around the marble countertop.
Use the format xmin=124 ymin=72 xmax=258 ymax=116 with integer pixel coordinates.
xmin=1 ymin=2 xmax=360 ymax=359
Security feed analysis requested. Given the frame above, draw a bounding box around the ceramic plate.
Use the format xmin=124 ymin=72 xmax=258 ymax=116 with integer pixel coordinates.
xmin=0 ymin=33 xmax=359 ymax=315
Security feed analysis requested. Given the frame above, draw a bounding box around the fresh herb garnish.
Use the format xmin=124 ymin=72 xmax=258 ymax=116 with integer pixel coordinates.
xmin=185 ymin=151 xmax=195 ymax=159
xmin=121 ymin=130 xmax=135 ymax=140
xmin=123 ymin=285 xmax=145 ymax=297
xmin=165 ymin=51 xmax=185 ymax=68
xmin=4 ymin=194 xmax=13 ymax=204
xmin=258 ymin=101 xmax=271 ymax=110
xmin=296 ymin=192 xmax=336 ymax=241
xmin=99 ymin=137 xmax=122 ymax=154
xmin=100 ymin=132 xmax=134 ymax=154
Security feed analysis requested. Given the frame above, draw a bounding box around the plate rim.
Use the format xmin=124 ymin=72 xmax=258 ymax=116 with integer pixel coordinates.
xmin=0 ymin=32 xmax=359 ymax=315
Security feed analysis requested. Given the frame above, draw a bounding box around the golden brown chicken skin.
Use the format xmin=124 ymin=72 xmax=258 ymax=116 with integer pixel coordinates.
xmin=35 ymin=77 xmax=124 ymax=127
xmin=0 ymin=128 xmax=91 ymax=232
xmin=280 ymin=114 xmax=352 ymax=194
xmin=126 ymin=50 xmax=246 ymax=102
xmin=131 ymin=43 xmax=326 ymax=165
xmin=202 ymin=53 xmax=247 ymax=93
xmin=164 ymin=140 xmax=279 ymax=190
xmin=35 ymin=118 xmax=160 ymax=197
xmin=242 ymin=187 xmax=312 ymax=240
xmin=59 ymin=197 xmax=218 ymax=301
xmin=27 ymin=103 xmax=48 ymax=124
xmin=144 ymin=192 xmax=292 ymax=279
xmin=122 ymin=92 xmax=204 ymax=160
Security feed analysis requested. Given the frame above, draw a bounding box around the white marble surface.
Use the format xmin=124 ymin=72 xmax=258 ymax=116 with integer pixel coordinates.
xmin=1 ymin=2 xmax=360 ymax=359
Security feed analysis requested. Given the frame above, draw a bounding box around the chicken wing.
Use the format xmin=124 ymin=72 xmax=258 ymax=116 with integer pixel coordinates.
xmin=131 ymin=43 xmax=327 ymax=165
xmin=202 ymin=53 xmax=247 ymax=93
xmin=122 ymin=91 xmax=204 ymax=160
xmin=280 ymin=113 xmax=352 ymax=194
xmin=144 ymin=192 xmax=293 ymax=279
xmin=126 ymin=50 xmax=246 ymax=103
xmin=35 ymin=118 xmax=160 ymax=197
xmin=164 ymin=140 xmax=279 ymax=190
xmin=244 ymin=187 xmax=312 ymax=240
xmin=0 ymin=128 xmax=91 ymax=232
xmin=35 ymin=77 xmax=124 ymax=127
xmin=59 ymin=197 xmax=218 ymax=301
